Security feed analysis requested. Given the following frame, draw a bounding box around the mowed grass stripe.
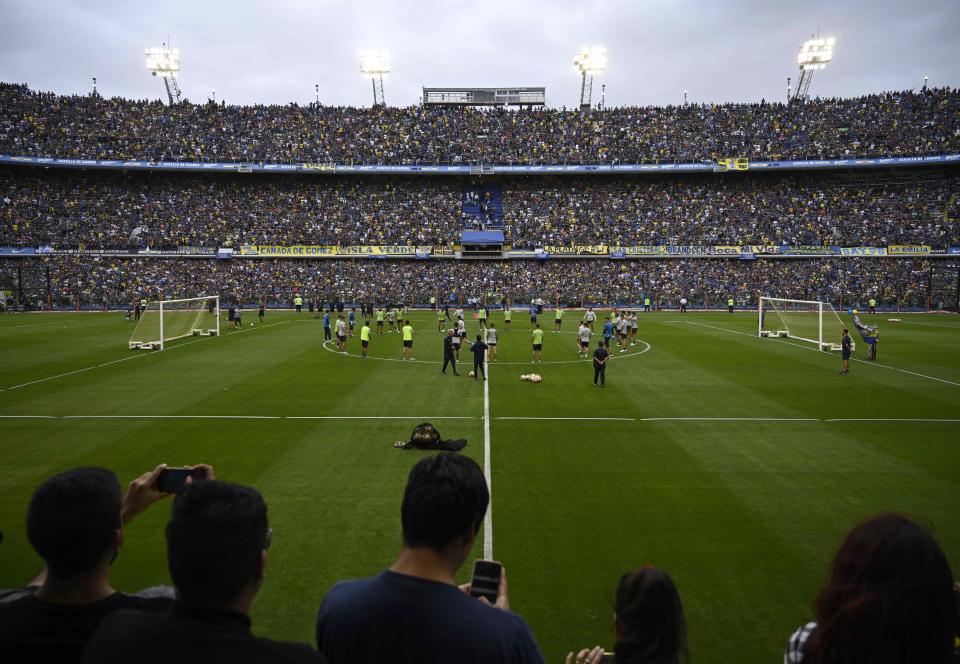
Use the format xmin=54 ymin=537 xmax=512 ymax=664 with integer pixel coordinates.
xmin=1 ymin=310 xmax=958 ymax=663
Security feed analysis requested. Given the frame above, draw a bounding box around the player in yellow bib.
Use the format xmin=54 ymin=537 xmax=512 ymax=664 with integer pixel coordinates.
xmin=402 ymin=321 xmax=414 ymax=360
xmin=360 ymin=321 xmax=371 ymax=359
xmin=531 ymin=325 xmax=544 ymax=363
xmin=503 ymin=307 xmax=512 ymax=330
xmin=375 ymin=307 xmax=385 ymax=334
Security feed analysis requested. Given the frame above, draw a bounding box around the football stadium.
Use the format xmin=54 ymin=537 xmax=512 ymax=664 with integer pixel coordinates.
xmin=1 ymin=2 xmax=959 ymax=663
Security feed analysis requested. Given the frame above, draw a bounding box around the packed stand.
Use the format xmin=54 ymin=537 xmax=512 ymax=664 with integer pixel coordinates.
xmin=0 ymin=169 xmax=461 ymax=247
xmin=1 ymin=167 xmax=957 ymax=249
xmin=3 ymin=256 xmax=950 ymax=311
xmin=2 ymin=83 xmax=959 ymax=164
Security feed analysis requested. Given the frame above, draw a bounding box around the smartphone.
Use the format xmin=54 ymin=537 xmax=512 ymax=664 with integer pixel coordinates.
xmin=469 ymin=560 xmax=502 ymax=603
xmin=156 ymin=467 xmax=206 ymax=494
xmin=599 ymin=653 xmax=616 ymax=663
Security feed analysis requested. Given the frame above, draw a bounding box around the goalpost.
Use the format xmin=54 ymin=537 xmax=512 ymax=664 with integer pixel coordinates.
xmin=758 ymin=297 xmax=853 ymax=352
xmin=129 ymin=296 xmax=220 ymax=350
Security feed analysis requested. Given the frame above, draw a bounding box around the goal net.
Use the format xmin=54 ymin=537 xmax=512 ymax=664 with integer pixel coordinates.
xmin=129 ymin=296 xmax=220 ymax=350
xmin=758 ymin=297 xmax=852 ymax=351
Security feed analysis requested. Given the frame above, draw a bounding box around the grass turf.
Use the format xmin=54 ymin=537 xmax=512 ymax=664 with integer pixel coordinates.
xmin=0 ymin=308 xmax=958 ymax=662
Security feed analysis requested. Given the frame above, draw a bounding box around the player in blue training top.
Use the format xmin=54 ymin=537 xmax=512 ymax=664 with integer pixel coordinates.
xmin=602 ymin=317 xmax=614 ymax=349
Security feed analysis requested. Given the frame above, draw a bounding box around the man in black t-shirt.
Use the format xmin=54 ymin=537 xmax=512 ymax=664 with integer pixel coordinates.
xmin=0 ymin=464 xmax=204 ymax=661
xmin=81 ymin=480 xmax=324 ymax=664
xmin=840 ymin=328 xmax=852 ymax=375
xmin=315 ymin=454 xmax=544 ymax=664
xmin=441 ymin=329 xmax=459 ymax=376
xmin=470 ymin=334 xmax=488 ymax=381
xmin=593 ymin=341 xmax=609 ymax=386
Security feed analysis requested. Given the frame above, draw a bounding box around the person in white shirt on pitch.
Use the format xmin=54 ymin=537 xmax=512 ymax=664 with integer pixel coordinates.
xmin=485 ymin=324 xmax=499 ymax=362
xmin=577 ymin=323 xmax=592 ymax=358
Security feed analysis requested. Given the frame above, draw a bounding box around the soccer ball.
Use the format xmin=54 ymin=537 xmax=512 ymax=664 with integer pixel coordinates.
xmin=469 ymin=370 xmax=475 ymax=377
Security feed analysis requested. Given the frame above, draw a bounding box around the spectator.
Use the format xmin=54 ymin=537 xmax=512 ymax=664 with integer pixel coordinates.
xmin=566 ymin=565 xmax=688 ymax=664
xmin=1 ymin=83 xmax=957 ymax=164
xmin=785 ymin=513 xmax=959 ymax=664
xmin=81 ymin=479 xmax=325 ymax=663
xmin=315 ymin=453 xmax=544 ymax=663
xmin=2 ymin=255 xmax=952 ymax=313
xmin=0 ymin=465 xmax=190 ymax=660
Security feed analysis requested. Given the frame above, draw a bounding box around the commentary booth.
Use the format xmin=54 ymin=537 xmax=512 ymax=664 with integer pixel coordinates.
xmin=460 ymin=231 xmax=504 ymax=258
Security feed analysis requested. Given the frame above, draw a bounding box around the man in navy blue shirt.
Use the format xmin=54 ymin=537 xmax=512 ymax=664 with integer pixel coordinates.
xmin=315 ymin=454 xmax=544 ymax=664
xmin=470 ymin=334 xmax=488 ymax=382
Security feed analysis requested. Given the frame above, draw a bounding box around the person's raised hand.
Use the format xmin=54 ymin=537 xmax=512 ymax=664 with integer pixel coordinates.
xmin=121 ymin=464 xmax=169 ymax=524
xmin=564 ymin=646 xmax=605 ymax=664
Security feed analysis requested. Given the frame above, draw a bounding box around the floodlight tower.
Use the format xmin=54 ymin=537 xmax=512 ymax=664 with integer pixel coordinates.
xmin=359 ymin=50 xmax=390 ymax=107
xmin=793 ymin=36 xmax=835 ymax=101
xmin=574 ymin=46 xmax=607 ymax=111
xmin=145 ymin=45 xmax=182 ymax=105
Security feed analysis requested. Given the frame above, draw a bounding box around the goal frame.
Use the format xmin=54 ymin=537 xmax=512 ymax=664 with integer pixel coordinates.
xmin=129 ymin=296 xmax=220 ymax=350
xmin=758 ymin=296 xmax=850 ymax=352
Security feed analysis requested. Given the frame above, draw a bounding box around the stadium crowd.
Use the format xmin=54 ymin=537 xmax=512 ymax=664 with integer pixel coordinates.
xmin=1 ymin=460 xmax=957 ymax=663
xmin=2 ymin=83 xmax=959 ymax=164
xmin=1 ymin=168 xmax=957 ymax=248
xmin=3 ymin=256 xmax=949 ymax=310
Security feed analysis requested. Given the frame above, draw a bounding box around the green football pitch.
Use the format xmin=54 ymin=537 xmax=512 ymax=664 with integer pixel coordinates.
xmin=1 ymin=308 xmax=958 ymax=662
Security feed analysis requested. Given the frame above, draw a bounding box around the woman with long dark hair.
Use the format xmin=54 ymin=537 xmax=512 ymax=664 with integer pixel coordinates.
xmin=786 ymin=513 xmax=959 ymax=663
xmin=567 ymin=565 xmax=688 ymax=664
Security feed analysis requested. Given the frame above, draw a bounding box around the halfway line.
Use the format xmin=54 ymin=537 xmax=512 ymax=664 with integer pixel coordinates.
xmin=483 ymin=356 xmax=493 ymax=560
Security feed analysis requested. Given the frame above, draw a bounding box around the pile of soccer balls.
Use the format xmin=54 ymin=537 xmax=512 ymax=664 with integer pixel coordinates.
xmin=520 ymin=373 xmax=542 ymax=383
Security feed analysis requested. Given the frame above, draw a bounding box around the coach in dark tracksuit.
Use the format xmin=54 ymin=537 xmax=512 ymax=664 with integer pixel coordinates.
xmin=470 ymin=335 xmax=488 ymax=382
xmin=441 ymin=330 xmax=459 ymax=375
xmin=593 ymin=341 xmax=609 ymax=386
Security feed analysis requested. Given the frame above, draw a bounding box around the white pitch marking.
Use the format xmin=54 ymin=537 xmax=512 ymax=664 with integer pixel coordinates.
xmin=285 ymin=415 xmax=477 ymax=420
xmin=0 ymin=319 xmax=80 ymax=333
xmin=824 ymin=418 xmax=960 ymax=423
xmin=0 ymin=414 xmax=477 ymax=421
xmin=62 ymin=415 xmax=282 ymax=420
xmin=895 ymin=320 xmax=960 ymax=329
xmin=483 ymin=354 xmax=493 ymax=560
xmin=2 ymin=320 xmax=290 ymax=391
xmin=681 ymin=320 xmax=960 ymax=388
xmin=495 ymin=416 xmax=637 ymax=421
xmin=642 ymin=417 xmax=820 ymax=422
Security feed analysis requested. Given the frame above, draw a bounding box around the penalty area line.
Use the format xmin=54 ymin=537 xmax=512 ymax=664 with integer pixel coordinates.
xmin=681 ymin=321 xmax=960 ymax=388
xmin=2 ymin=320 xmax=291 ymax=392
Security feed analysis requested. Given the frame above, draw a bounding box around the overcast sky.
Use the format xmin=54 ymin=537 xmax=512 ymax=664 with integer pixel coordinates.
xmin=1 ymin=0 xmax=958 ymax=108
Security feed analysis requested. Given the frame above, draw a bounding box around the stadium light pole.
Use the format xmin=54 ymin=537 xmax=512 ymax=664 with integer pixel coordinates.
xmin=92 ymin=77 xmax=97 ymax=96
xmin=359 ymin=50 xmax=390 ymax=107
xmin=145 ymin=45 xmax=183 ymax=105
xmin=315 ymin=83 xmax=320 ymax=105
xmin=792 ymin=35 xmax=835 ymax=102
xmin=574 ymin=46 xmax=607 ymax=111
xmin=683 ymin=89 xmax=687 ymax=105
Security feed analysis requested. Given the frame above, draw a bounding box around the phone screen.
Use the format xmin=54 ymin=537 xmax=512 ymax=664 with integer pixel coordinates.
xmin=157 ymin=467 xmax=203 ymax=494
xmin=470 ymin=560 xmax=501 ymax=603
